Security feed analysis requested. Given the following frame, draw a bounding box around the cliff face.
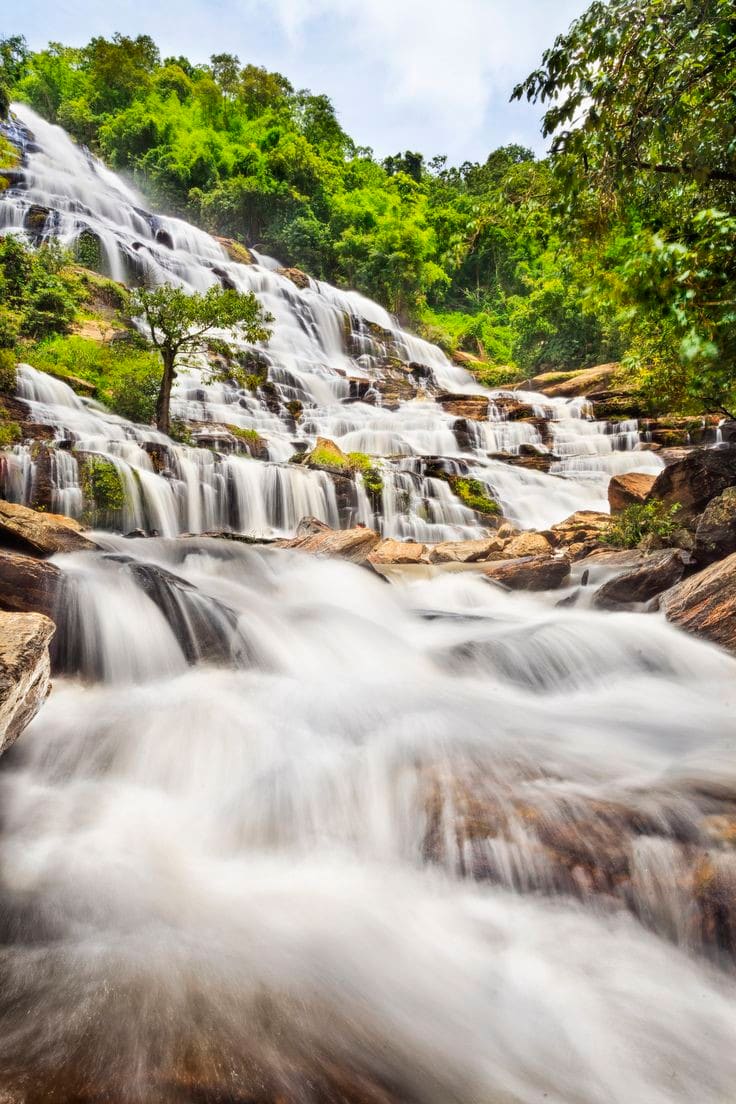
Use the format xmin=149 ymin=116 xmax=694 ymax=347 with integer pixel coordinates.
xmin=0 ymin=610 xmax=55 ymax=754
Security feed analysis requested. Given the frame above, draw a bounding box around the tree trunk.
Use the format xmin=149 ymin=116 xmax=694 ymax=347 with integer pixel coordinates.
xmin=156 ymin=348 xmax=176 ymax=436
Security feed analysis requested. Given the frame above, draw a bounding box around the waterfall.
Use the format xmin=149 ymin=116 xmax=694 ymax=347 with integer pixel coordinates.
xmin=1 ymin=102 xmax=663 ymax=538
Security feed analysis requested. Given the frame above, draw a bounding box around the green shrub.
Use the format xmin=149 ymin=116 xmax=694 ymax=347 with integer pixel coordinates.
xmin=602 ymin=500 xmax=682 ymax=549
xmin=0 ymin=413 xmax=21 ymax=447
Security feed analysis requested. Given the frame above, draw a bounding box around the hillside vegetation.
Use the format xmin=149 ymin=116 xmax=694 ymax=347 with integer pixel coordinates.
xmin=0 ymin=0 xmax=734 ymax=416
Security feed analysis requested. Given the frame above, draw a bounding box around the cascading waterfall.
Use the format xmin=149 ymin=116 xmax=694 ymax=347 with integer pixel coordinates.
xmin=1 ymin=102 xmax=735 ymax=1104
xmin=1 ymin=537 xmax=736 ymax=1102
xmin=1 ymin=102 xmax=665 ymax=539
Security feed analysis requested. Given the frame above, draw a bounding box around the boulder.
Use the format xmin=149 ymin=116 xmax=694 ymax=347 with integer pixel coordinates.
xmin=213 ymin=236 xmax=254 ymax=265
xmin=482 ymin=555 xmax=570 ymax=591
xmin=592 ymin=549 xmax=687 ymax=609
xmin=608 ymin=472 xmax=657 ymax=513
xmin=694 ymin=486 xmax=736 ymax=566
xmin=0 ymin=549 xmax=61 ymax=617
xmin=0 ymin=499 xmax=96 ymax=556
xmin=279 ymin=266 xmax=310 ymax=289
xmin=368 ymin=539 xmax=428 ymax=565
xmin=436 ymin=393 xmax=489 ymax=421
xmin=276 ymin=519 xmax=380 ymax=565
xmin=526 ymin=363 xmax=619 ymax=399
xmin=0 ymin=611 xmax=55 ymax=754
xmin=648 ymin=446 xmax=736 ymax=522
xmin=660 ymin=552 xmax=736 ymax=654
xmin=550 ymin=511 xmax=610 ymax=557
xmin=502 ymin=531 xmax=553 ymax=559
xmin=427 ymin=538 xmax=504 ymax=564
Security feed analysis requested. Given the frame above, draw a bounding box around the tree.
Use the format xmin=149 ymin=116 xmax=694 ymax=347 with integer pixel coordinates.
xmin=512 ymin=0 xmax=736 ymax=197
xmin=128 ymin=284 xmax=272 ymax=434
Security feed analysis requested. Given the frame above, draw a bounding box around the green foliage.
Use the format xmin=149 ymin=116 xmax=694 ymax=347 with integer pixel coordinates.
xmin=450 ymin=477 xmax=500 ymax=516
xmin=0 ymin=348 xmax=17 ymax=393
xmin=0 ymin=236 xmax=79 ymax=338
xmin=30 ymin=334 xmax=161 ymax=423
xmin=603 ymin=500 xmax=682 ymax=549
xmin=0 ymin=400 xmax=21 ymax=447
xmin=228 ymin=425 xmax=262 ymax=444
xmin=80 ymin=454 xmax=126 ymax=519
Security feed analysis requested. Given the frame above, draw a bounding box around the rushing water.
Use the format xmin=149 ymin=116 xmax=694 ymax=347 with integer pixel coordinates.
xmin=1 ymin=105 xmax=736 ymax=1104
xmin=1 ymin=538 xmax=736 ymax=1102
xmin=0 ymin=103 xmax=666 ymax=539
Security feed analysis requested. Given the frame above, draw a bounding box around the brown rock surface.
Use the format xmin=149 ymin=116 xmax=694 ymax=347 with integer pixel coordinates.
xmin=0 ymin=611 xmax=55 ymax=753
xmin=660 ymin=552 xmax=736 ymax=654
xmin=435 ymin=393 xmax=489 ymax=421
xmin=502 ymin=532 xmax=553 ymax=559
xmin=279 ymin=266 xmax=310 ymax=289
xmin=608 ymin=472 xmax=657 ymax=513
xmin=427 ymin=538 xmax=504 ymax=563
xmin=648 ymin=446 xmax=736 ymax=521
xmin=368 ymin=539 xmax=428 ymax=565
xmin=694 ymin=486 xmax=736 ymax=566
xmin=276 ymin=519 xmax=380 ymax=564
xmin=0 ymin=549 xmax=61 ymax=617
xmin=593 ymin=549 xmax=687 ymax=609
xmin=0 ymin=499 xmax=96 ymax=556
xmin=482 ymin=555 xmax=570 ymax=591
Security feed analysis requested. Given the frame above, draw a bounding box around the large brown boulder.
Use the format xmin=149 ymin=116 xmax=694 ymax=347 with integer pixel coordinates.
xmin=368 ymin=539 xmax=428 ymax=565
xmin=0 ymin=549 xmax=63 ymax=617
xmin=279 ymin=266 xmax=310 ymax=289
xmin=549 ymin=511 xmax=610 ymax=558
xmin=592 ymin=549 xmax=687 ymax=609
xmin=525 ymin=363 xmax=619 ymax=399
xmin=502 ymin=531 xmax=553 ymax=559
xmin=276 ymin=519 xmax=380 ymax=564
xmin=482 ymin=555 xmax=570 ymax=591
xmin=427 ymin=538 xmax=503 ymax=563
xmin=0 ymin=611 xmax=55 ymax=753
xmin=660 ymin=552 xmax=736 ymax=654
xmin=694 ymin=486 xmax=736 ymax=566
xmin=608 ymin=472 xmax=657 ymax=513
xmin=648 ymin=446 xmax=736 ymax=521
xmin=0 ymin=499 xmax=96 ymax=556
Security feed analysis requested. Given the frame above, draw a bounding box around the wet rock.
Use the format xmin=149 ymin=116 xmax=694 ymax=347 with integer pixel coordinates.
xmin=482 ymin=555 xmax=570 ymax=591
xmin=526 ymin=363 xmax=619 ymax=399
xmin=213 ymin=236 xmax=253 ymax=265
xmin=502 ymin=532 xmax=553 ymax=559
xmin=300 ymin=436 xmax=350 ymax=475
xmin=0 ymin=611 xmax=55 ymax=754
xmin=436 ymin=393 xmax=489 ymax=421
xmin=0 ymin=499 xmax=96 ymax=556
xmin=279 ymin=266 xmax=310 ymax=289
xmin=550 ymin=511 xmax=610 ymax=557
xmin=694 ymin=487 xmax=736 ymax=566
xmin=427 ymin=538 xmax=504 ymax=564
xmin=0 ymin=549 xmax=61 ymax=618
xmin=277 ymin=519 xmax=380 ymax=564
xmin=648 ymin=446 xmax=736 ymax=522
xmin=593 ymin=549 xmax=687 ymax=609
xmin=368 ymin=539 xmax=428 ymax=565
xmin=491 ymin=396 xmax=537 ymax=421
xmin=608 ymin=472 xmax=657 ymax=513
xmin=660 ymin=552 xmax=736 ymax=654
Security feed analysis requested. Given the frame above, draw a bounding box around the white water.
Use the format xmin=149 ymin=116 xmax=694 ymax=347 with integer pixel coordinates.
xmin=1 ymin=103 xmax=665 ymax=538
xmin=1 ymin=539 xmax=736 ymax=1101
xmin=1 ymin=105 xmax=735 ymax=1104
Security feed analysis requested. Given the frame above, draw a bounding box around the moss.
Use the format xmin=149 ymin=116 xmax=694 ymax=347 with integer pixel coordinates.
xmin=450 ymin=476 xmax=500 ymax=516
xmin=309 ymin=444 xmax=348 ymax=469
xmin=227 ymin=425 xmax=263 ymax=444
xmin=74 ymin=230 xmax=104 ymax=273
xmin=0 ymin=135 xmax=19 ymax=171
xmin=345 ymin=451 xmax=384 ymax=498
xmin=169 ymin=419 xmax=195 ymax=446
xmin=286 ymin=400 xmax=303 ymax=421
xmin=80 ymin=455 xmax=126 ymax=520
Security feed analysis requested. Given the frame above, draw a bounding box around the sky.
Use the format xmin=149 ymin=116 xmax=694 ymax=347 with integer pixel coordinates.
xmin=5 ymin=0 xmax=590 ymax=164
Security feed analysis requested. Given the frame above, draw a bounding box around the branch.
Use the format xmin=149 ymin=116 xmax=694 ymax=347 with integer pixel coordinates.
xmin=632 ymin=160 xmax=736 ymax=184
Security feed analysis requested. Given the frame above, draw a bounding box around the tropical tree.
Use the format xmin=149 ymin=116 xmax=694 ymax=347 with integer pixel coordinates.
xmin=129 ymin=284 xmax=272 ymax=434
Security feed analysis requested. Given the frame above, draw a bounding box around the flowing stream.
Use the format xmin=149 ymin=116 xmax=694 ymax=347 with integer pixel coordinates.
xmin=0 ymin=106 xmax=735 ymax=1104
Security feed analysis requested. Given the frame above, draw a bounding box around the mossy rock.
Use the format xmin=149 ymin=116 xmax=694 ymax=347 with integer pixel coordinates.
xmin=79 ymin=454 xmax=126 ymax=523
xmin=449 ymin=476 xmax=500 ymax=517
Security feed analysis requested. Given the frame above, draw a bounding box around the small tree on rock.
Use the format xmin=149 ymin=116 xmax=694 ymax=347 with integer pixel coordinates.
xmin=129 ymin=283 xmax=272 ymax=435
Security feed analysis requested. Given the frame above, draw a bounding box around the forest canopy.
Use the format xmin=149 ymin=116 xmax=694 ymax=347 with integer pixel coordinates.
xmin=0 ymin=0 xmax=734 ymax=414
